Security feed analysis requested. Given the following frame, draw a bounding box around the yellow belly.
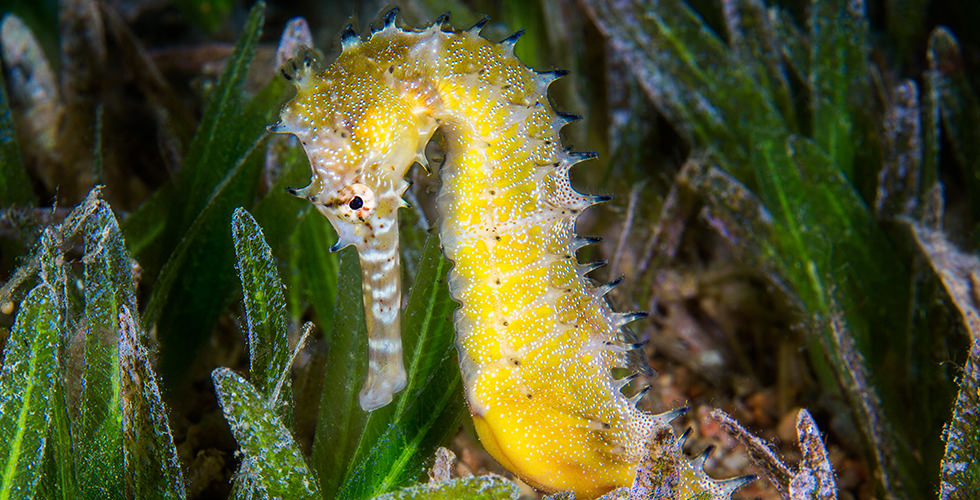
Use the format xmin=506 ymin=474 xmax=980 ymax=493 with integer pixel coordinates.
xmin=471 ymin=405 xmax=636 ymax=499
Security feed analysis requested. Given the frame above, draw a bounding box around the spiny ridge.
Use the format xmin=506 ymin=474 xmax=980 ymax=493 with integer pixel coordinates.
xmin=382 ymin=7 xmax=398 ymax=29
xmin=595 ymin=277 xmax=624 ymax=296
xmin=468 ymin=16 xmax=489 ymax=34
xmin=612 ymin=312 xmax=648 ymax=329
xmin=623 ymin=424 xmax=755 ymax=500
xmin=555 ymin=111 xmax=583 ymax=127
xmin=571 ymin=236 xmax=602 ymax=251
xmin=432 ymin=12 xmax=450 ymax=28
xmin=502 ymin=29 xmax=525 ymax=47
xmin=579 ymin=260 xmax=607 ymax=275
xmin=340 ymin=23 xmax=359 ymax=50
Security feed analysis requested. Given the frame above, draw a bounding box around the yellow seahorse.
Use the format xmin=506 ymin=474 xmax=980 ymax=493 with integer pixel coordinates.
xmin=273 ymin=11 xmax=751 ymax=499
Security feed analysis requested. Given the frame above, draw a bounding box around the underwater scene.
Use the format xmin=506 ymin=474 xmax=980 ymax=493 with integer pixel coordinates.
xmin=0 ymin=0 xmax=978 ymax=499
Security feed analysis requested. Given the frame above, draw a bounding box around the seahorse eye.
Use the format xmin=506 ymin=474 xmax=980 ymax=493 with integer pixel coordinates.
xmin=337 ymin=183 xmax=376 ymax=220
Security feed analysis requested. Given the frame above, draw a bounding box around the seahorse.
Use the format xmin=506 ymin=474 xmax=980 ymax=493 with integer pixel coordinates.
xmin=273 ymin=11 xmax=752 ymax=499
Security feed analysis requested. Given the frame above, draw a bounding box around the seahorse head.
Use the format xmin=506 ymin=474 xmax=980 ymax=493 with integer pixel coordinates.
xmin=270 ymin=28 xmax=435 ymax=410
xmin=273 ymin=45 xmax=422 ymax=252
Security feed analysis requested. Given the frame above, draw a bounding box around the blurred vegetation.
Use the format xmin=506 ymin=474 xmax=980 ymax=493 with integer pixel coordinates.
xmin=0 ymin=0 xmax=978 ymax=499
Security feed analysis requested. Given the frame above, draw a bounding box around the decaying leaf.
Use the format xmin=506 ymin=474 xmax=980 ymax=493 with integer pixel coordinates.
xmin=0 ymin=13 xmax=61 ymax=185
xmin=710 ymin=408 xmax=793 ymax=498
xmin=119 ymin=306 xmax=186 ymax=500
xmin=1 ymin=188 xmax=103 ymax=308
xmin=711 ymin=408 xmax=837 ymax=499
xmin=939 ymin=337 xmax=980 ymax=500
xmin=789 ymin=410 xmax=837 ymax=500
xmin=927 ymin=27 xmax=980 ymax=221
xmin=876 ymin=80 xmax=923 ymax=220
xmin=907 ymin=222 xmax=980 ymax=499
xmin=910 ymin=222 xmax=980 ymax=343
xmin=823 ymin=303 xmax=899 ymax=499
xmin=427 ymin=447 xmax=456 ymax=483
xmin=57 ymin=0 xmax=106 ymax=197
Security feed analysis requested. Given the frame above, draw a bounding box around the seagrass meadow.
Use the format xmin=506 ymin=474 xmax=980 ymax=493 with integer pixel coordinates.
xmin=0 ymin=0 xmax=978 ymax=499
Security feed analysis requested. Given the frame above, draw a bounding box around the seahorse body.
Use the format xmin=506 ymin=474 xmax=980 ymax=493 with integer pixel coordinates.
xmin=274 ymin=12 xmax=749 ymax=499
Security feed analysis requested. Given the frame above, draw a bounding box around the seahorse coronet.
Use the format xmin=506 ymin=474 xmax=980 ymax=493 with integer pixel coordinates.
xmin=275 ymin=10 xmax=752 ymax=499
